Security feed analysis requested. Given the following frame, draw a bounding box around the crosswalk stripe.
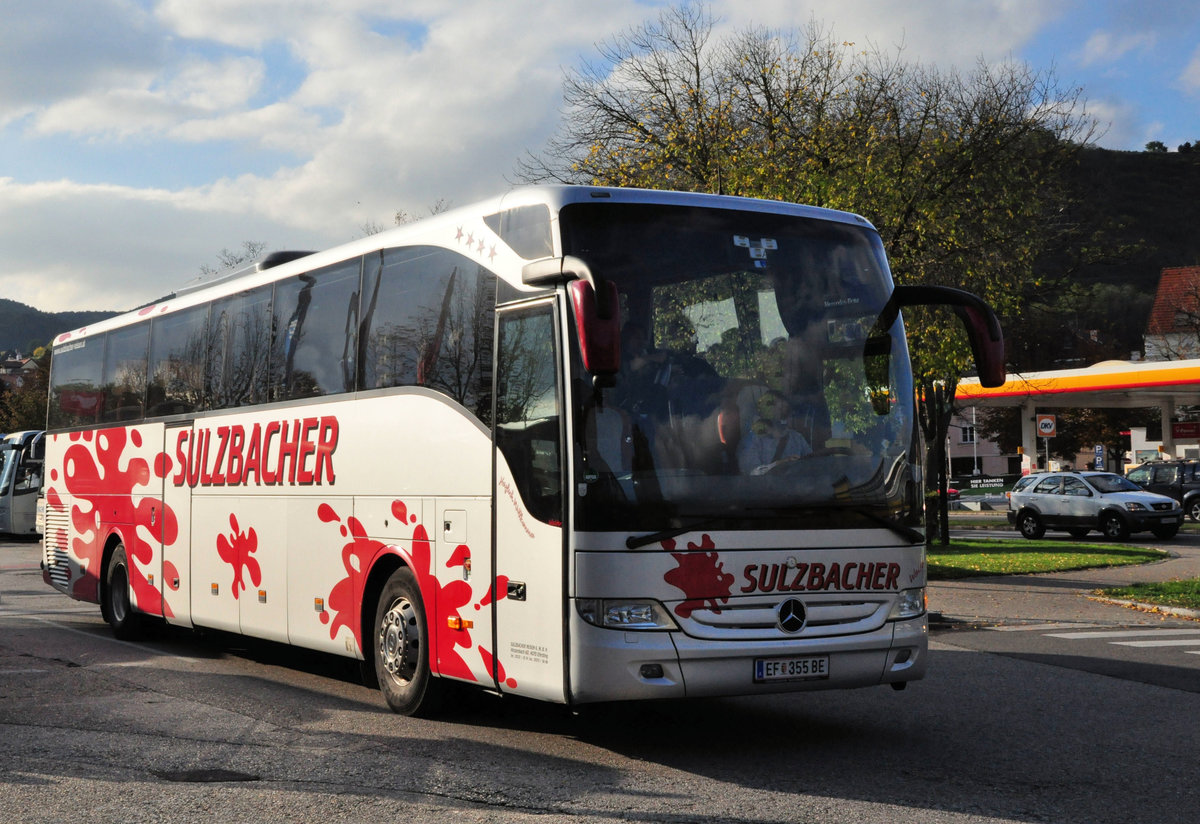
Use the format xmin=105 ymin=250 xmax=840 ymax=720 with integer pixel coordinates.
xmin=1110 ymin=639 xmax=1200 ymax=648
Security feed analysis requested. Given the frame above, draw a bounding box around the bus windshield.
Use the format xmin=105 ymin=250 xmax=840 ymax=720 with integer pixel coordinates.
xmin=0 ymin=444 xmax=15 ymax=492
xmin=561 ymin=202 xmax=919 ymax=534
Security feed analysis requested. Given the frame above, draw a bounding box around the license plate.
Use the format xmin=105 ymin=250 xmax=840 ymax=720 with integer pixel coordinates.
xmin=754 ymin=655 xmax=829 ymax=682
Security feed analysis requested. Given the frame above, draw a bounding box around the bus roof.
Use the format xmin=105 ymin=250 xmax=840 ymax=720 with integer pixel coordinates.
xmin=50 ymin=185 xmax=876 ymax=348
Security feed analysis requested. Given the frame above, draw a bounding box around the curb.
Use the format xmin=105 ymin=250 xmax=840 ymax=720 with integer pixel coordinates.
xmin=1087 ymin=596 xmax=1200 ymax=621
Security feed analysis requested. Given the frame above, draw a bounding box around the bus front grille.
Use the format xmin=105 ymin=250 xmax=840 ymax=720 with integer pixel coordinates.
xmin=676 ymin=597 xmax=890 ymax=639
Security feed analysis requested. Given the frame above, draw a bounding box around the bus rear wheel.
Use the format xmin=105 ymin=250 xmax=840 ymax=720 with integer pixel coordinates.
xmin=373 ymin=567 xmax=443 ymax=717
xmin=102 ymin=543 xmax=143 ymax=640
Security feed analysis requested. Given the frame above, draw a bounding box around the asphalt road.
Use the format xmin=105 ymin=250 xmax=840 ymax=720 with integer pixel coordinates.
xmin=933 ymin=521 xmax=1200 ymax=693
xmin=2 ymin=536 xmax=1198 ymax=823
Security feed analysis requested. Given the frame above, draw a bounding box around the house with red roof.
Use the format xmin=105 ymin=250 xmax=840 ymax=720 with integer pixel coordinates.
xmin=1145 ymin=265 xmax=1200 ymax=361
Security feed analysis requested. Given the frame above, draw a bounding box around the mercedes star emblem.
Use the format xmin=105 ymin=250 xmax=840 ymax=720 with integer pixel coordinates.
xmin=777 ymin=598 xmax=807 ymax=633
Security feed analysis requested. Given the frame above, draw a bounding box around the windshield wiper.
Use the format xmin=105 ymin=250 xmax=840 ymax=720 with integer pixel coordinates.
xmin=626 ymin=509 xmax=806 ymax=549
xmin=626 ymin=516 xmax=726 ymax=549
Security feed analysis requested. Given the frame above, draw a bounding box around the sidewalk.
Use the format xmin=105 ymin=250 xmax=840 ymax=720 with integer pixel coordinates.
xmin=928 ymin=535 xmax=1200 ymax=628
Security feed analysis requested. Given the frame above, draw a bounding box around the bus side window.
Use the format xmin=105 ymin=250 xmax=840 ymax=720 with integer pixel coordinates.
xmin=272 ymin=258 xmax=362 ymax=400
xmin=147 ymin=302 xmax=211 ymax=416
xmin=210 ymin=286 xmax=274 ymax=409
xmin=495 ymin=304 xmax=562 ymax=525
xmin=101 ymin=323 xmax=149 ymax=422
xmin=49 ymin=337 xmax=106 ymax=428
xmin=359 ymin=246 xmax=495 ymax=426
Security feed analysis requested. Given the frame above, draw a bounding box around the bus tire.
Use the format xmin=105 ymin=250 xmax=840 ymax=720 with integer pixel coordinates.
xmin=373 ymin=567 xmax=442 ymax=717
xmin=102 ymin=543 xmax=143 ymax=641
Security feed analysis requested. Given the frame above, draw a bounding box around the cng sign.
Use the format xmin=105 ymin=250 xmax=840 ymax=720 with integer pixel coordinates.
xmin=1037 ymin=414 xmax=1057 ymax=438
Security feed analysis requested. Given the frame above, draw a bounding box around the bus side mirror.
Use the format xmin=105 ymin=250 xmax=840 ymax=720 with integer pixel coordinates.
xmin=570 ymin=279 xmax=621 ymax=384
xmin=524 ymin=256 xmax=621 ymax=386
xmin=875 ymin=285 xmax=1006 ymax=388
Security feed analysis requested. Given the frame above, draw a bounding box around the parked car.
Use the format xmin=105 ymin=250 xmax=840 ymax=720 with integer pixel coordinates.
xmin=1005 ymin=473 xmax=1040 ymax=502
xmin=1124 ymin=460 xmax=1200 ymax=522
xmin=1006 ymin=470 xmax=1183 ymax=540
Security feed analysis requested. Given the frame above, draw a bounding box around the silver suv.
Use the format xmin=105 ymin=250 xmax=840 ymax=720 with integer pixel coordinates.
xmin=1006 ymin=471 xmax=1183 ymax=540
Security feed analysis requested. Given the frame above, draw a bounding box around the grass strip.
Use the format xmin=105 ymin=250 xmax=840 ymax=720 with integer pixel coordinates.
xmin=1096 ymin=579 xmax=1200 ymax=611
xmin=927 ymin=539 xmax=1165 ymax=580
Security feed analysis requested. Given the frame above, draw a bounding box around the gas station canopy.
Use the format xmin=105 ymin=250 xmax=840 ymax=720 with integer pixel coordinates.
xmin=956 ymin=358 xmax=1200 ymax=463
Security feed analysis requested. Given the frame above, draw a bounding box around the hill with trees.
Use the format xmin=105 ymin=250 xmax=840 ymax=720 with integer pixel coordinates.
xmin=1007 ymin=147 xmax=1200 ymax=372
xmin=0 ymin=299 xmax=118 ymax=353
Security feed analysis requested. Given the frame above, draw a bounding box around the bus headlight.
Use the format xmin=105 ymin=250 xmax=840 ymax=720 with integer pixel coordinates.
xmin=887 ymin=588 xmax=926 ymax=621
xmin=576 ymin=599 xmax=678 ymax=630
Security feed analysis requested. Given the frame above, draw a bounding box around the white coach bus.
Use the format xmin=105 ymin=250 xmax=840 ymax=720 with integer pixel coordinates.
xmin=0 ymin=430 xmax=44 ymax=535
xmin=40 ymin=186 xmax=1003 ymax=715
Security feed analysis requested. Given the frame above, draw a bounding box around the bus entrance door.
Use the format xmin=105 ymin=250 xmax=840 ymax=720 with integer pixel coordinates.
xmin=492 ymin=302 xmax=567 ymax=703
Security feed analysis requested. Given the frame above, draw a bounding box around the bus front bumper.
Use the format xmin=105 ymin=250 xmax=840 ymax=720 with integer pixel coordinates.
xmin=567 ymin=612 xmax=927 ymax=705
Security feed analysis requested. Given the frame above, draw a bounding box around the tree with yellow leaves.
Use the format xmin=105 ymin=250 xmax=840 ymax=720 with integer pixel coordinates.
xmin=519 ymin=3 xmax=1099 ymax=540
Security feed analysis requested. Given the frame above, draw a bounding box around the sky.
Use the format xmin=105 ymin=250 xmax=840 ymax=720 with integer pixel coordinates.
xmin=2 ymin=0 xmax=1199 ymax=315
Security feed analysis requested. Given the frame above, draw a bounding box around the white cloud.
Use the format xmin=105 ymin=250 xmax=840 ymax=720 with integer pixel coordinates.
xmin=1081 ymin=97 xmax=1142 ymax=149
xmin=0 ymin=0 xmax=163 ymax=128
xmin=0 ymin=177 xmax=329 ymax=312
xmin=708 ymin=0 xmax=1058 ymax=66
xmin=31 ymin=56 xmax=266 ymax=138
xmin=0 ymin=0 xmax=1183 ymax=312
xmin=1074 ymin=29 xmax=1157 ymax=69
xmin=1179 ymin=45 xmax=1200 ymax=94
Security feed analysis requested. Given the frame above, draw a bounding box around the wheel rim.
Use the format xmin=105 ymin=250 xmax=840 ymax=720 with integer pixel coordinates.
xmin=1020 ymin=516 xmax=1036 ymax=536
xmin=111 ymin=563 xmax=130 ymax=624
xmin=1190 ymin=503 xmax=1200 ymax=521
xmin=1103 ymin=517 xmax=1120 ymax=538
xmin=378 ymin=597 xmax=420 ymax=686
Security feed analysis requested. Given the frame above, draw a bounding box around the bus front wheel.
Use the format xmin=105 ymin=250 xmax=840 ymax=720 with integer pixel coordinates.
xmin=373 ymin=567 xmax=442 ymax=717
xmin=102 ymin=543 xmax=143 ymax=640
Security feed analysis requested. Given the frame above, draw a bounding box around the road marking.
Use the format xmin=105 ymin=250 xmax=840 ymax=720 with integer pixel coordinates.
xmin=993 ymin=623 xmax=1105 ymax=632
xmin=26 ymin=616 xmax=203 ymax=663
xmin=1110 ymin=639 xmax=1200 ymax=648
xmin=1045 ymin=629 xmax=1200 ymax=640
xmin=0 ymin=668 xmax=47 ymax=674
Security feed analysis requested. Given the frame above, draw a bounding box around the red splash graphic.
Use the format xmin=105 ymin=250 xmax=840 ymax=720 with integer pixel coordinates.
xmin=319 ymin=499 xmax=514 ymax=687
xmin=216 ymin=514 xmax=261 ymax=599
xmin=474 ymin=576 xmax=509 ymax=610
xmin=44 ymin=427 xmax=178 ymax=616
xmin=317 ymin=502 xmax=384 ymax=649
xmin=479 ymin=646 xmax=517 ymax=688
xmin=662 ymin=534 xmax=734 ymax=618
xmin=411 ymin=521 xmax=475 ymax=680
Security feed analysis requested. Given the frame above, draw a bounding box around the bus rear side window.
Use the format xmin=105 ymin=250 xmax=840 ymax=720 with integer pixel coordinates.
xmin=49 ymin=338 xmax=106 ymax=428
